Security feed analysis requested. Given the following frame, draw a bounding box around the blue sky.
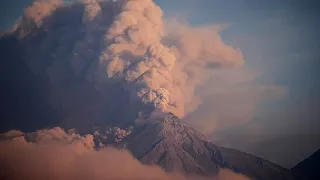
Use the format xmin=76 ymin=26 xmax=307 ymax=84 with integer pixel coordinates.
xmin=1 ymin=0 xmax=319 ymax=168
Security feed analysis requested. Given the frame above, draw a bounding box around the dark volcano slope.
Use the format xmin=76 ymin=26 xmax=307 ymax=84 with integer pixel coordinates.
xmin=119 ymin=113 xmax=295 ymax=180
xmin=292 ymin=149 xmax=320 ymax=180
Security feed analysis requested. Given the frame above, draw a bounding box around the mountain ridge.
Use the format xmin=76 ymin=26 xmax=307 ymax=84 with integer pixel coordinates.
xmin=1 ymin=112 xmax=297 ymax=180
xmin=115 ymin=112 xmax=296 ymax=180
xmin=292 ymin=149 xmax=320 ymax=180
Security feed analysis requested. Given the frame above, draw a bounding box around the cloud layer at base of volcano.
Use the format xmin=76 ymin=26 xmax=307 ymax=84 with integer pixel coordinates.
xmin=0 ymin=127 xmax=250 ymax=180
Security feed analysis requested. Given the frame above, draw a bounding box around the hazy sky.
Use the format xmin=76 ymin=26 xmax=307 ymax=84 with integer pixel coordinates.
xmin=156 ymin=0 xmax=320 ymax=168
xmin=1 ymin=0 xmax=319 ymax=168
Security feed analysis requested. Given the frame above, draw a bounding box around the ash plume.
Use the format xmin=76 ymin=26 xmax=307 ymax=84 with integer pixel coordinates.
xmin=86 ymin=0 xmax=180 ymax=115
xmin=0 ymin=0 xmax=243 ymax=131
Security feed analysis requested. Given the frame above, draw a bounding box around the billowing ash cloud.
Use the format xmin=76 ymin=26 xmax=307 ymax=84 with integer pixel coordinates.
xmin=86 ymin=0 xmax=180 ymax=114
xmin=0 ymin=128 xmax=250 ymax=180
xmin=85 ymin=0 xmax=243 ymax=117
xmin=1 ymin=0 xmax=243 ymax=131
xmin=23 ymin=0 xmax=62 ymax=26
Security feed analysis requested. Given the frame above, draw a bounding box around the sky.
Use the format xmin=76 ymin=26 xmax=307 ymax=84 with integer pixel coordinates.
xmin=0 ymin=0 xmax=319 ymax=168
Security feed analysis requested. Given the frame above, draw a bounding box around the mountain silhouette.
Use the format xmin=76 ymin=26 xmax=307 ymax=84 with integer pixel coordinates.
xmin=102 ymin=112 xmax=296 ymax=180
xmin=292 ymin=149 xmax=320 ymax=180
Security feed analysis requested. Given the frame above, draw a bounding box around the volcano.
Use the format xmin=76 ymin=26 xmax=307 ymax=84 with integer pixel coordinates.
xmin=90 ymin=112 xmax=296 ymax=180
xmin=0 ymin=111 xmax=299 ymax=180
xmin=292 ymin=149 xmax=320 ymax=180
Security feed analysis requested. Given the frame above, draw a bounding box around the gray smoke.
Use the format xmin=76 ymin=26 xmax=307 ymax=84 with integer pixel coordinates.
xmin=1 ymin=0 xmax=243 ymax=130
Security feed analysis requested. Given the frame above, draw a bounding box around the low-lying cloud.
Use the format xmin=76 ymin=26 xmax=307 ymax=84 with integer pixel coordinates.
xmin=0 ymin=127 xmax=250 ymax=180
